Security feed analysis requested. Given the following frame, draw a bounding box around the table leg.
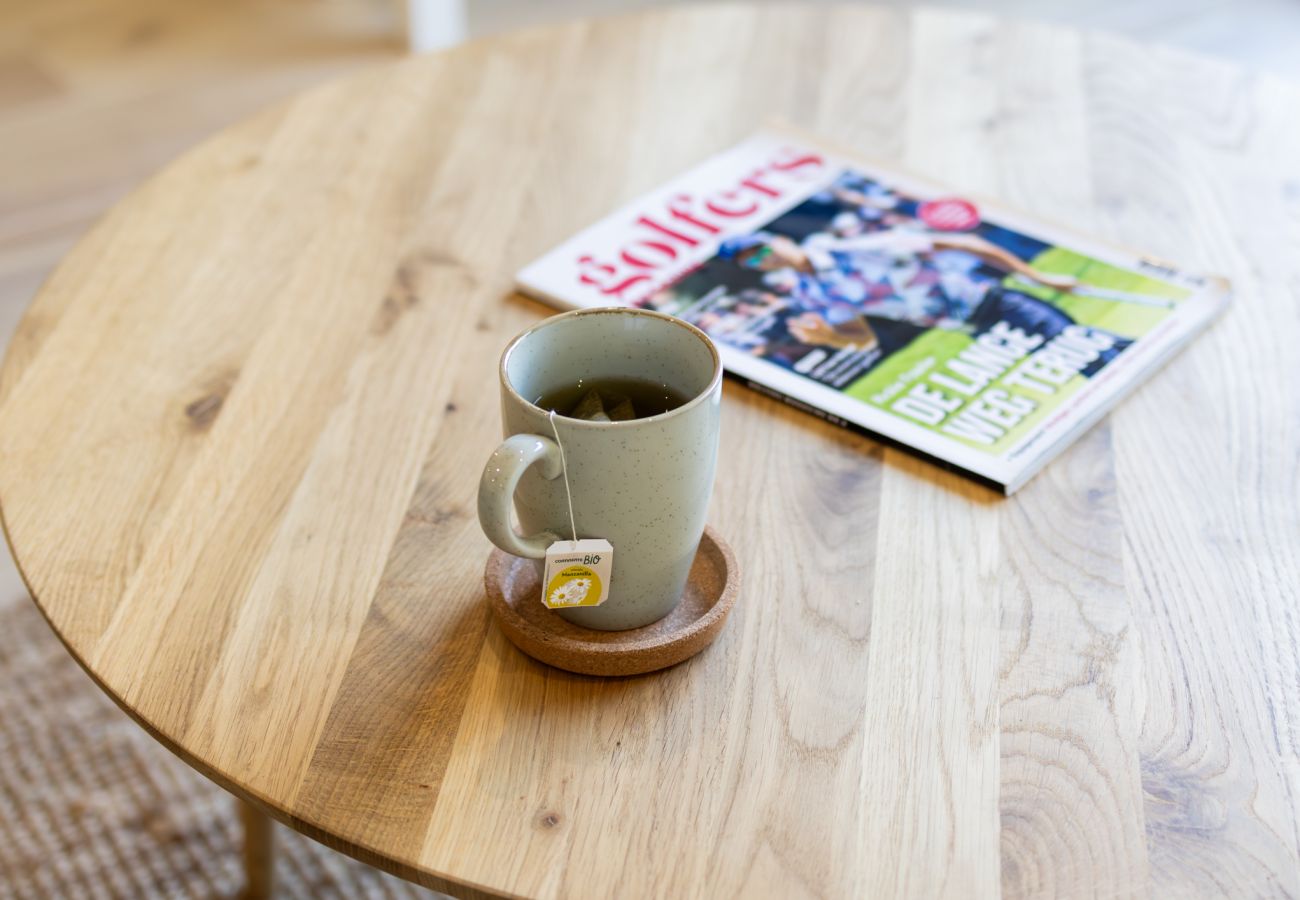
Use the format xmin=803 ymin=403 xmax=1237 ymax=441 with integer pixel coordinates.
xmin=239 ymin=799 xmax=275 ymax=899
xmin=402 ymin=0 xmax=468 ymax=52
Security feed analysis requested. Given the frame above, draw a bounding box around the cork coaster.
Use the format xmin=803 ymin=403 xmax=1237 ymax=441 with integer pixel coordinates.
xmin=484 ymin=526 xmax=738 ymax=676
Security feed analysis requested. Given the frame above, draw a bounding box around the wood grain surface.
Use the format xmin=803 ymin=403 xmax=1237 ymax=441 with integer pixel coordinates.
xmin=2 ymin=5 xmax=1298 ymax=897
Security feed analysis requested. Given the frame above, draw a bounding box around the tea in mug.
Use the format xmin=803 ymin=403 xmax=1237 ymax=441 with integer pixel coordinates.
xmin=537 ymin=377 xmax=689 ymax=422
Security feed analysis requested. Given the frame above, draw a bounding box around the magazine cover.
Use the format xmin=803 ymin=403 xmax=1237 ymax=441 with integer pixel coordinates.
xmin=517 ymin=127 xmax=1230 ymax=493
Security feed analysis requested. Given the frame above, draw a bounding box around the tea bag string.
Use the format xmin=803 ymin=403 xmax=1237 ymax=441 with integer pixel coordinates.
xmin=548 ymin=410 xmax=579 ymax=542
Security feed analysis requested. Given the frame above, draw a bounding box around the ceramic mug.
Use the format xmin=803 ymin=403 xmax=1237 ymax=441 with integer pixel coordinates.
xmin=477 ymin=307 xmax=723 ymax=631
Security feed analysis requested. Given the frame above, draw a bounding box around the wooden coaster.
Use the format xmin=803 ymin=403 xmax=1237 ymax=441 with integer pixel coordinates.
xmin=484 ymin=526 xmax=738 ymax=676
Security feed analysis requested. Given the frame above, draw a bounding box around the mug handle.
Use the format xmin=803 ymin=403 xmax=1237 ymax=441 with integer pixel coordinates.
xmin=477 ymin=433 xmax=565 ymax=559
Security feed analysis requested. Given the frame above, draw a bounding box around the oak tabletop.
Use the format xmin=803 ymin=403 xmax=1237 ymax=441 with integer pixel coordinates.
xmin=2 ymin=5 xmax=1298 ymax=897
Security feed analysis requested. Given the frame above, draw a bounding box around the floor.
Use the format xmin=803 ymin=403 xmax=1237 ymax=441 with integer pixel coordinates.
xmin=0 ymin=585 xmax=429 ymax=897
xmin=0 ymin=0 xmax=1297 ymax=892
xmin=475 ymin=0 xmax=1300 ymax=78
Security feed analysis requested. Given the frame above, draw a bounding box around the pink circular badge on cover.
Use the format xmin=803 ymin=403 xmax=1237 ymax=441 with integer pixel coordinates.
xmin=919 ymin=198 xmax=980 ymax=231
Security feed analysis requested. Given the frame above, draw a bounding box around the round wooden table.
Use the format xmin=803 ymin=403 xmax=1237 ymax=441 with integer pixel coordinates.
xmin=2 ymin=6 xmax=1298 ymax=897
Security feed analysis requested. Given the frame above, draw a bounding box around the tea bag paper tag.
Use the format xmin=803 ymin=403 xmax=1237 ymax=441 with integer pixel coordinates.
xmin=543 ymin=539 xmax=613 ymax=609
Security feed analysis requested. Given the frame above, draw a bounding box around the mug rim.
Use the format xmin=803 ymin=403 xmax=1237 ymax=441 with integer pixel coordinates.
xmin=499 ymin=306 xmax=723 ymax=429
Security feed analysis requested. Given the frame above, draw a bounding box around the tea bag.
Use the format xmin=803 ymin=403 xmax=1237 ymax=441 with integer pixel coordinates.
xmin=568 ymin=389 xmax=608 ymax=421
xmin=606 ymin=396 xmax=636 ymax=421
xmin=567 ymin=389 xmax=636 ymax=422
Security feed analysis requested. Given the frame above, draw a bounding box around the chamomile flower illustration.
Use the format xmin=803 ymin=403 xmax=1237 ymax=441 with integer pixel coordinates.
xmin=548 ymin=578 xmax=592 ymax=606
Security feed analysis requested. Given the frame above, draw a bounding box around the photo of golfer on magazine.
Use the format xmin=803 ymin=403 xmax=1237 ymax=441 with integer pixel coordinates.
xmin=517 ymin=129 xmax=1229 ymax=493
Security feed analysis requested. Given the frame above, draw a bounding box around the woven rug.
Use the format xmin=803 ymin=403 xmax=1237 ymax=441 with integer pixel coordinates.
xmin=0 ymin=589 xmax=438 ymax=899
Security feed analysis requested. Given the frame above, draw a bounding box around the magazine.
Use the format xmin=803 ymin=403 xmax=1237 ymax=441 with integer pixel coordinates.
xmin=517 ymin=127 xmax=1230 ymax=494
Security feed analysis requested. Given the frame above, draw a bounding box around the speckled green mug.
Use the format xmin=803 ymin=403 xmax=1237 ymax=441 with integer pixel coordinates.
xmin=477 ymin=307 xmax=723 ymax=631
